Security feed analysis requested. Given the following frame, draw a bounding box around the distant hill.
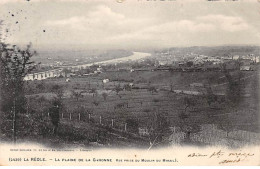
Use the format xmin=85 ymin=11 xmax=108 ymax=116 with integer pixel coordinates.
xmin=32 ymin=49 xmax=133 ymax=64
xmin=156 ymin=46 xmax=260 ymax=57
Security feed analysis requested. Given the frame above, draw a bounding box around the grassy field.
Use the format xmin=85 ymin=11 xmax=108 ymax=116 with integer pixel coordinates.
xmin=22 ymin=66 xmax=259 ymax=148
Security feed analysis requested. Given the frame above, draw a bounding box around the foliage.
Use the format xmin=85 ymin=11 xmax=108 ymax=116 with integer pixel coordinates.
xmin=148 ymin=112 xmax=170 ymax=147
xmin=123 ymin=84 xmax=132 ymax=91
xmin=125 ymin=118 xmax=139 ymax=134
xmin=49 ymin=99 xmax=62 ymax=134
xmin=147 ymin=86 xmax=157 ymax=93
xmin=72 ymin=90 xmax=82 ymax=101
xmin=114 ymin=84 xmax=122 ymax=95
xmin=50 ymin=84 xmax=63 ymax=98
xmin=0 ymin=42 xmax=37 ymax=142
xmin=223 ymin=69 xmax=243 ymax=105
xmin=101 ymin=92 xmax=108 ymax=101
xmin=90 ymin=87 xmax=97 ymax=97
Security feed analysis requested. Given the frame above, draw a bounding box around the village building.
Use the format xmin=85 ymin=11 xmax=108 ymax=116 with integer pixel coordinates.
xmin=103 ymin=79 xmax=109 ymax=83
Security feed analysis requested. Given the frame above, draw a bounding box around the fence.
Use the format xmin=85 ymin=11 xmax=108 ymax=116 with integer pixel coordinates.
xmin=47 ymin=112 xmax=260 ymax=147
xmin=47 ymin=112 xmax=131 ymax=133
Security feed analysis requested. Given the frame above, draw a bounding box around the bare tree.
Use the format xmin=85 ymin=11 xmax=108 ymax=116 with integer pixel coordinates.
xmin=147 ymin=112 xmax=170 ymax=149
xmin=169 ymin=81 xmax=174 ymax=92
xmin=183 ymin=96 xmax=196 ymax=112
xmin=114 ymin=83 xmax=122 ymax=95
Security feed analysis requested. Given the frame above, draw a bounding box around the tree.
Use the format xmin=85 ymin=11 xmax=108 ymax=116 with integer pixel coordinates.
xmin=125 ymin=118 xmax=139 ymax=134
xmin=204 ymin=72 xmax=219 ymax=106
xmin=49 ymin=99 xmax=61 ymax=134
xmin=123 ymin=84 xmax=132 ymax=91
xmin=183 ymin=97 xmax=195 ymax=112
xmin=90 ymin=87 xmax=97 ymax=97
xmin=222 ymin=65 xmax=243 ymax=104
xmin=0 ymin=42 xmax=36 ymax=143
xmin=51 ymin=84 xmax=63 ymax=99
xmin=63 ymin=68 xmax=70 ymax=77
xmin=92 ymin=100 xmax=99 ymax=106
xmin=169 ymin=79 xmax=175 ymax=93
xmin=114 ymin=84 xmax=122 ymax=95
xmin=36 ymin=82 xmax=45 ymax=91
xmin=148 ymin=112 xmax=170 ymax=149
xmin=147 ymin=86 xmax=157 ymax=94
xmin=102 ymin=92 xmax=108 ymax=101
xmin=186 ymin=61 xmax=193 ymax=67
xmin=72 ymin=90 xmax=81 ymax=101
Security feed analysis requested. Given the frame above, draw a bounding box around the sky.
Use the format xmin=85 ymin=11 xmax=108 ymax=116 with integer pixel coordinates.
xmin=0 ymin=0 xmax=260 ymax=50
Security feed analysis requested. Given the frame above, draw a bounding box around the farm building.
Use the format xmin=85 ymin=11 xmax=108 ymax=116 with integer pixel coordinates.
xmin=129 ymin=83 xmax=134 ymax=87
xmin=103 ymin=79 xmax=109 ymax=83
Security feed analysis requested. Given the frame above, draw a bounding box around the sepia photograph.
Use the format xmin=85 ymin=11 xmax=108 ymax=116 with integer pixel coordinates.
xmin=0 ymin=0 xmax=260 ymax=166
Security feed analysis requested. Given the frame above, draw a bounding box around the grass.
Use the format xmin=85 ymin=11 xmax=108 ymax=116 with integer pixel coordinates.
xmin=22 ymin=66 xmax=260 ymax=147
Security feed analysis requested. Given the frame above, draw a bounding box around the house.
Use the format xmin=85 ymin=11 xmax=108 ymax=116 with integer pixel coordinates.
xmin=159 ymin=60 xmax=168 ymax=66
xmin=103 ymin=79 xmax=109 ymax=83
xmin=97 ymin=67 xmax=103 ymax=72
xmin=232 ymin=55 xmax=240 ymax=60
xmin=94 ymin=70 xmax=101 ymax=74
xmin=24 ymin=74 xmax=33 ymax=81
xmin=129 ymin=83 xmax=134 ymax=87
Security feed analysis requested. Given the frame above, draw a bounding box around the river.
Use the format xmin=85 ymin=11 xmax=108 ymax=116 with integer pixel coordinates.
xmin=67 ymin=52 xmax=151 ymax=68
xmin=24 ymin=52 xmax=151 ymax=80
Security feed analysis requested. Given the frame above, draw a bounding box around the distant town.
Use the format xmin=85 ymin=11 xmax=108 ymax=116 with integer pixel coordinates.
xmin=24 ymin=49 xmax=259 ymax=81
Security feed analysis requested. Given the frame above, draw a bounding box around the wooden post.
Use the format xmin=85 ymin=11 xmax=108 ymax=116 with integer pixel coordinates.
xmin=88 ymin=113 xmax=91 ymax=122
xmin=62 ymin=113 xmax=64 ymax=119
xmin=12 ymin=99 xmax=16 ymax=144
xmin=78 ymin=113 xmax=81 ymax=121
xmin=99 ymin=116 xmax=102 ymax=124
xmin=70 ymin=113 xmax=72 ymax=120
xmin=124 ymin=123 xmax=127 ymax=132
xmin=112 ymin=119 xmax=114 ymax=127
xmin=26 ymin=99 xmax=29 ymax=115
xmin=48 ymin=112 xmax=49 ymax=117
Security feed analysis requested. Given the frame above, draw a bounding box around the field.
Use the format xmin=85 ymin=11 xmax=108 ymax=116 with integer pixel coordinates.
xmin=18 ymin=65 xmax=260 ymax=148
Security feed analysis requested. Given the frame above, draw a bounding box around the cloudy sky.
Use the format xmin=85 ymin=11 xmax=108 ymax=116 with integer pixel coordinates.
xmin=0 ymin=0 xmax=260 ymax=50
